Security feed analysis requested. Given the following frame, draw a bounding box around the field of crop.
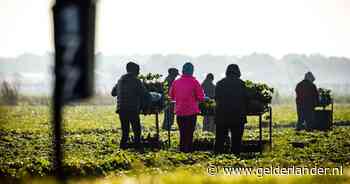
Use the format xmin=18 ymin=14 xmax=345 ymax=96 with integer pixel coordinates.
xmin=1 ymin=104 xmax=350 ymax=183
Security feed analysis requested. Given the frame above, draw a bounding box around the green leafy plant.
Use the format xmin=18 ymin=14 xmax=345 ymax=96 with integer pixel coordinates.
xmin=199 ymin=81 xmax=274 ymax=114
xmin=199 ymin=98 xmax=216 ymax=115
xmin=139 ymin=73 xmax=163 ymax=93
xmin=1 ymin=105 xmax=350 ymax=179
xmin=318 ymin=88 xmax=332 ymax=107
xmin=245 ymin=80 xmax=274 ymax=113
xmin=162 ymin=80 xmax=171 ymax=106
xmin=138 ymin=73 xmax=165 ymax=113
xmin=245 ymin=80 xmax=274 ymax=104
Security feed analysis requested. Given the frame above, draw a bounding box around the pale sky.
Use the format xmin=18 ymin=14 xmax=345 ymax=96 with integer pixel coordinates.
xmin=0 ymin=0 xmax=349 ymax=58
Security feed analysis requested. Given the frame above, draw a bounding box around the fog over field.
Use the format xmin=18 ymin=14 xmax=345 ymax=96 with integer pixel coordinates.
xmin=0 ymin=53 xmax=349 ymax=96
xmin=1 ymin=1 xmax=349 ymax=97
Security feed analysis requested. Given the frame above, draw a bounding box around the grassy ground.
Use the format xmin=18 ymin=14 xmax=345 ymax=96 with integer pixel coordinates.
xmin=0 ymin=104 xmax=350 ymax=183
xmin=1 ymin=104 xmax=350 ymax=132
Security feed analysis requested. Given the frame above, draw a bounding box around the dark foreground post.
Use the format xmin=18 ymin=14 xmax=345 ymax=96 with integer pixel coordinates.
xmin=53 ymin=85 xmax=64 ymax=179
xmin=52 ymin=0 xmax=96 ymax=181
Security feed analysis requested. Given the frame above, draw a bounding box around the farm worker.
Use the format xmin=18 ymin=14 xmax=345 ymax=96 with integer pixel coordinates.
xmin=169 ymin=62 xmax=205 ymax=153
xmin=201 ymin=73 xmax=216 ymax=133
xmin=111 ymin=62 xmax=148 ymax=151
xmin=162 ymin=68 xmax=179 ymax=131
xmin=295 ymin=71 xmax=319 ymax=131
xmin=214 ymin=64 xmax=248 ymax=154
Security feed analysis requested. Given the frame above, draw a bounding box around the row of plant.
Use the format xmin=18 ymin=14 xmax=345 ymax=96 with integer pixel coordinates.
xmin=199 ymin=80 xmax=274 ymax=115
xmin=138 ymin=73 xmax=277 ymax=115
xmin=1 ymin=127 xmax=350 ymax=178
xmin=1 ymin=105 xmax=350 ymax=178
xmin=199 ymin=86 xmax=335 ymax=116
xmin=137 ymin=73 xmax=336 ymax=115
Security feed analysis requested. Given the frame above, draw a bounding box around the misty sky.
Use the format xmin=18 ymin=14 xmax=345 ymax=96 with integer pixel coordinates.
xmin=0 ymin=0 xmax=349 ymax=58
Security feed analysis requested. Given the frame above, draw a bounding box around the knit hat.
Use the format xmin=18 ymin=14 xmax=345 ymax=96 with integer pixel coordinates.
xmin=126 ymin=62 xmax=140 ymax=75
xmin=226 ymin=64 xmax=241 ymax=78
xmin=182 ymin=62 xmax=194 ymax=75
xmin=304 ymin=71 xmax=315 ymax=82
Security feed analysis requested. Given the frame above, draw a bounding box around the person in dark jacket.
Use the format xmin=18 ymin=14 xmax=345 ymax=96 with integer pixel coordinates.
xmin=201 ymin=73 xmax=216 ymax=132
xmin=162 ymin=68 xmax=179 ymax=130
xmin=111 ymin=62 xmax=147 ymax=150
xmin=295 ymin=72 xmax=319 ymax=130
xmin=214 ymin=64 xmax=248 ymax=154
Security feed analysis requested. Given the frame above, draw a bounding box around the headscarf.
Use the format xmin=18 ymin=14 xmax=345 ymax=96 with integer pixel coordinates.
xmin=205 ymin=73 xmax=214 ymax=81
xmin=304 ymin=71 xmax=315 ymax=82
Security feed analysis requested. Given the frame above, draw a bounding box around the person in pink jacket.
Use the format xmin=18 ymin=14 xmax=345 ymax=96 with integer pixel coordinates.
xmin=169 ymin=62 xmax=205 ymax=152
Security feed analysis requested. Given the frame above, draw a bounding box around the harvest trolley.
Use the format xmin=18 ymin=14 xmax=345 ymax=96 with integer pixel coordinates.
xmin=245 ymin=105 xmax=273 ymax=153
xmin=312 ymin=99 xmax=334 ymax=131
xmin=115 ymin=96 xmax=167 ymax=149
xmin=196 ymin=105 xmax=273 ymax=153
xmin=114 ymin=108 xmax=167 ymax=149
xmin=309 ymin=88 xmax=334 ymax=131
xmin=139 ymin=108 xmax=163 ymax=149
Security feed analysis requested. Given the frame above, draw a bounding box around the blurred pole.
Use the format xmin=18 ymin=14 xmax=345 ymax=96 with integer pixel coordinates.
xmin=53 ymin=77 xmax=64 ymax=180
xmin=52 ymin=0 xmax=96 ymax=181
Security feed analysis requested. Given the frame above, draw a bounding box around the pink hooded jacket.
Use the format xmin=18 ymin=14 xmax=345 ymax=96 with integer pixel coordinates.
xmin=169 ymin=74 xmax=205 ymax=116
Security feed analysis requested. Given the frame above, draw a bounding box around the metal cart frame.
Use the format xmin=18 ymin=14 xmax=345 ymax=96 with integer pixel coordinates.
xmin=246 ymin=106 xmax=273 ymax=153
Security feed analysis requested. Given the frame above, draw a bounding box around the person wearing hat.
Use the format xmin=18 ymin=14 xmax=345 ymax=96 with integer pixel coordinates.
xmin=201 ymin=73 xmax=216 ymax=133
xmin=111 ymin=62 xmax=147 ymax=151
xmin=295 ymin=71 xmax=319 ymax=130
xmin=162 ymin=68 xmax=179 ymax=131
xmin=214 ymin=64 xmax=248 ymax=154
xmin=169 ymin=62 xmax=205 ymax=152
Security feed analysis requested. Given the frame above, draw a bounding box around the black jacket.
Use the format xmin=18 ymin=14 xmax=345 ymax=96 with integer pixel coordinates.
xmin=111 ymin=73 xmax=147 ymax=112
xmin=215 ymin=76 xmax=248 ymax=124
